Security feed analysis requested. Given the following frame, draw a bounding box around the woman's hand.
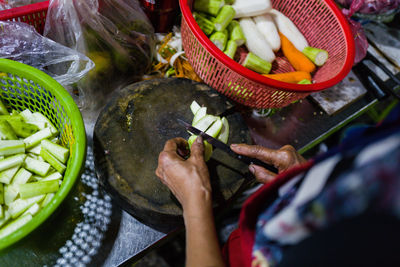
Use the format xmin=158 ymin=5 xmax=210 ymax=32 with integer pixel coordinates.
xmin=230 ymin=144 xmax=306 ymax=184
xmin=155 ymin=136 xmax=211 ymax=214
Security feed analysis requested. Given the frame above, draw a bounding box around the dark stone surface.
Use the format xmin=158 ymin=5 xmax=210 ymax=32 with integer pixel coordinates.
xmin=94 ymin=78 xmax=251 ymax=232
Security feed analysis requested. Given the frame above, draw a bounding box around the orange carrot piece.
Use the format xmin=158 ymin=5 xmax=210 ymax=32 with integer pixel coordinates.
xmin=279 ymin=32 xmax=316 ymax=73
xmin=263 ymin=71 xmax=312 ymax=84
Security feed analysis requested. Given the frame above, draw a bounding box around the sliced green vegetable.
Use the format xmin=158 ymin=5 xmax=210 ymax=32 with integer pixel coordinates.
xmin=0 ymin=140 xmax=25 ymax=157
xmin=22 ymin=203 xmax=41 ymax=217
xmin=40 ymin=193 xmax=55 ymax=208
xmin=217 ymin=117 xmax=229 ymax=143
xmin=23 ymin=127 xmax=53 ymax=149
xmin=242 ymin=52 xmax=272 ymax=74
xmin=40 ymin=148 xmax=66 ymax=174
xmin=210 ymin=30 xmax=228 ymax=51
xmin=214 ymin=5 xmax=236 ymax=32
xmin=24 ymin=156 xmax=50 ymax=177
xmin=31 ymin=112 xmax=58 ymax=135
xmin=194 ymin=0 xmax=225 ymax=16
xmin=8 ymin=194 xmax=45 ymax=219
xmin=193 ymin=115 xmax=218 ymax=132
xmin=41 ymin=139 xmax=69 ymax=164
xmin=0 ymin=213 xmax=32 ymax=239
xmin=302 ymin=47 xmax=329 ymax=66
xmin=0 ymin=121 xmax=17 ymax=140
xmin=192 ymin=107 xmax=207 ymax=125
xmin=27 ymin=144 xmax=41 ymax=155
xmin=0 ymin=115 xmax=38 ymax=138
xmin=4 ymin=184 xmax=19 ymax=206
xmin=193 ymin=12 xmax=215 ymax=36
xmin=0 ymin=205 xmax=3 ymax=219
xmin=227 ymin=20 xmax=246 ymax=46
xmin=298 ymin=79 xmax=312 ymax=84
xmin=0 ymin=165 xmax=20 ymax=184
xmin=224 ymin=40 xmax=238 ymax=59
xmin=205 ymin=118 xmax=223 ymax=137
xmin=190 ymin=101 xmax=201 ymax=115
xmin=11 ymin=168 xmax=32 ymax=185
xmin=188 ymin=135 xmax=213 ymax=162
xmin=0 ymin=154 xmax=26 ymax=172
xmin=41 ymin=172 xmax=62 ymax=182
xmin=19 ymin=180 xmax=59 ymax=199
xmin=0 ymin=210 xmax=10 ymax=228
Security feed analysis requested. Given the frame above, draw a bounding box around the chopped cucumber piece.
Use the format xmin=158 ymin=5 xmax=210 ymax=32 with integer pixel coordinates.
xmin=205 ymin=118 xmax=223 ymax=137
xmin=8 ymin=194 xmax=45 ymax=219
xmin=210 ymin=30 xmax=228 ymax=51
xmin=214 ymin=5 xmax=236 ymax=32
xmin=0 ymin=165 xmax=20 ymax=184
xmin=217 ymin=117 xmax=230 ymax=144
xmin=40 ymin=148 xmax=66 ymax=174
xmin=32 ymin=112 xmax=58 ymax=135
xmin=24 ymin=157 xmax=50 ymax=176
xmin=0 ymin=213 xmax=32 ymax=239
xmin=194 ymin=0 xmax=224 ymax=16
xmin=41 ymin=172 xmax=62 ymax=181
xmin=40 ymin=193 xmax=55 ymax=208
xmin=0 ymin=121 xmax=17 ymax=140
xmin=41 ymin=139 xmax=69 ymax=164
xmin=4 ymin=184 xmax=19 ymax=205
xmin=0 ymin=140 xmax=25 ymax=156
xmin=224 ymin=40 xmax=238 ymax=59
xmin=0 ymin=115 xmax=38 ymax=138
xmin=11 ymin=168 xmax=32 ymax=185
xmin=27 ymin=144 xmax=41 ymax=155
xmin=19 ymin=180 xmax=59 ymax=199
xmin=302 ymin=47 xmax=329 ymax=66
xmin=243 ymin=52 xmax=272 ymax=74
xmin=192 ymin=107 xmax=207 ymax=125
xmin=190 ymin=101 xmax=202 ymax=115
xmin=22 ymin=203 xmax=41 ymax=216
xmin=0 ymin=154 xmax=26 ymax=172
xmin=23 ymin=128 xmax=53 ymax=149
xmin=227 ymin=20 xmax=246 ymax=46
xmin=193 ymin=115 xmax=218 ymax=132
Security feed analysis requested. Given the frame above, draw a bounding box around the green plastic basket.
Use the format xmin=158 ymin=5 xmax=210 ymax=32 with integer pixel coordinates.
xmin=0 ymin=58 xmax=87 ymax=250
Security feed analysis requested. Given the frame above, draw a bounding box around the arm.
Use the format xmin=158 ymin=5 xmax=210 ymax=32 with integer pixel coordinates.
xmin=156 ymin=136 xmax=225 ymax=267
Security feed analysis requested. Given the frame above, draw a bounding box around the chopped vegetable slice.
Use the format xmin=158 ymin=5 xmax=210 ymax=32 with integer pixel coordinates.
xmin=0 ymin=213 xmax=32 ymax=239
xmin=217 ymin=117 xmax=229 ymax=144
xmin=193 ymin=12 xmax=215 ymax=36
xmin=194 ymin=0 xmax=225 ymax=16
xmin=227 ymin=20 xmax=246 ymax=46
xmin=0 ymin=140 xmax=25 ymax=157
xmin=224 ymin=40 xmax=238 ymax=59
xmin=193 ymin=107 xmax=207 ymax=125
xmin=41 ymin=140 xmax=69 ymax=164
xmin=0 ymin=154 xmax=26 ymax=172
xmin=0 ymin=121 xmax=17 ymax=140
xmin=19 ymin=180 xmax=59 ymax=199
xmin=253 ymin=14 xmax=280 ymax=52
xmin=24 ymin=157 xmax=51 ymax=177
xmin=190 ymin=101 xmax=202 ymax=115
xmin=302 ymin=47 xmax=329 ymax=66
xmin=232 ymin=0 xmax=272 ymax=18
xmin=263 ymin=71 xmax=312 ymax=84
xmin=210 ymin=30 xmax=228 ymax=51
xmin=214 ymin=5 xmax=236 ymax=32
xmin=243 ymin=52 xmax=272 ymax=74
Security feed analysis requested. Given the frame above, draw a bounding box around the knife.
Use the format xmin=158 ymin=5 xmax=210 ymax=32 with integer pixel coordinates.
xmin=177 ymin=119 xmax=278 ymax=174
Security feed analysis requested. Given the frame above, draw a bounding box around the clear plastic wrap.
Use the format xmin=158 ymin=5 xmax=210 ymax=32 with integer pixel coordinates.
xmin=0 ymin=21 xmax=94 ymax=96
xmin=43 ymin=0 xmax=155 ymax=127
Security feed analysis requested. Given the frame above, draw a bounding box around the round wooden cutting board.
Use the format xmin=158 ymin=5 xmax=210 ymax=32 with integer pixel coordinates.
xmin=94 ymin=78 xmax=251 ymax=232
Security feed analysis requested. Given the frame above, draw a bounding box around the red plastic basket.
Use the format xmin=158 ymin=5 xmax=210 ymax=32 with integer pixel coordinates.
xmin=0 ymin=0 xmax=49 ymax=34
xmin=180 ymin=0 xmax=355 ymax=108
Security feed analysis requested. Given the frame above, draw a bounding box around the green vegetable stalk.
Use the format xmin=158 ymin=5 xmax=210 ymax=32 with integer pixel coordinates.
xmin=224 ymin=40 xmax=238 ymax=59
xmin=227 ymin=20 xmax=246 ymax=46
xmin=193 ymin=12 xmax=215 ymax=36
xmin=194 ymin=0 xmax=225 ymax=16
xmin=210 ymin=30 xmax=228 ymax=51
xmin=243 ymin=52 xmax=272 ymax=74
xmin=214 ymin=5 xmax=236 ymax=32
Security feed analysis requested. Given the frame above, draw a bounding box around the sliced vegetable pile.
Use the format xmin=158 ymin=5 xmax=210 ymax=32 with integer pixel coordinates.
xmin=187 ymin=100 xmax=229 ymax=161
xmin=0 ymin=99 xmax=69 ymax=239
xmin=193 ymin=0 xmax=329 ymax=84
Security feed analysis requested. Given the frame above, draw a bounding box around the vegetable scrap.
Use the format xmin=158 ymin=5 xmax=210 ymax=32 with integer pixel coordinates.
xmin=144 ymin=27 xmax=202 ymax=82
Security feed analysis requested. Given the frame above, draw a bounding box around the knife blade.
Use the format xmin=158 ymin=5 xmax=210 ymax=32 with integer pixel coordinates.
xmin=177 ymin=119 xmax=278 ymax=174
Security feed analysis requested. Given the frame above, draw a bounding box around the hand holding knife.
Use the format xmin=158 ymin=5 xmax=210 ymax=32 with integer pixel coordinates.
xmin=177 ymin=119 xmax=279 ymax=175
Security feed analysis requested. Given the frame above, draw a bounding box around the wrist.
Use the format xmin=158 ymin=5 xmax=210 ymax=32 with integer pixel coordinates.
xmin=182 ymin=190 xmax=213 ymax=219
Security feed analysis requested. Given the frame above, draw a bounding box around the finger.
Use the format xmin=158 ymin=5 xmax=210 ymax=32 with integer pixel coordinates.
xmin=249 ymin=164 xmax=276 ymax=184
xmin=163 ymin=137 xmax=188 ymax=152
xmin=189 ymin=135 xmax=205 ymax=161
xmin=231 ymin=144 xmax=278 ymax=165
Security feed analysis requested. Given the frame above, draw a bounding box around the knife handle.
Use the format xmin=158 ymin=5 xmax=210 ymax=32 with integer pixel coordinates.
xmin=236 ymin=154 xmax=279 ymax=174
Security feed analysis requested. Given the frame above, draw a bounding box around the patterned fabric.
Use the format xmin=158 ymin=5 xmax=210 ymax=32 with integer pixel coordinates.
xmin=251 ymin=129 xmax=400 ymax=267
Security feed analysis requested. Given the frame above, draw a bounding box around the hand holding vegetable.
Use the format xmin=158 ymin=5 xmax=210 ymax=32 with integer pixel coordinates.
xmin=155 ymin=137 xmax=212 ymax=211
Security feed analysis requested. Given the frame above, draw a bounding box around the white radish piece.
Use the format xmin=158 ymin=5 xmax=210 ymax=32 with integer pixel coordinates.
xmin=239 ymin=18 xmax=275 ymax=63
xmin=253 ymin=14 xmax=281 ymax=52
xmin=232 ymin=0 xmax=272 ymax=18
xmin=269 ymin=9 xmax=309 ymax=52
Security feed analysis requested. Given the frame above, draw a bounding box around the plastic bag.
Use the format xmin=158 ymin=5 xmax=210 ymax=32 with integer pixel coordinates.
xmin=0 ymin=21 xmax=94 ymax=93
xmin=43 ymin=0 xmax=155 ymax=131
xmin=0 ymin=0 xmax=45 ymax=10
xmin=337 ymin=0 xmax=400 ymax=15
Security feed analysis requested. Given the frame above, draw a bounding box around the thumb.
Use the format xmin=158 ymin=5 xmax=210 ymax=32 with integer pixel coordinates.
xmin=190 ymin=136 xmax=205 ymax=161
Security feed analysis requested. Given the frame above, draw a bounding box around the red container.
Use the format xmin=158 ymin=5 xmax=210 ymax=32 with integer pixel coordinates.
xmin=180 ymin=0 xmax=356 ymax=109
xmin=0 ymin=0 xmax=49 ymax=34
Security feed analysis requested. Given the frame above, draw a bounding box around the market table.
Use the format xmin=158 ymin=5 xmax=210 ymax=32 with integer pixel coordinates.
xmin=1 ymin=18 xmax=399 ymax=267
